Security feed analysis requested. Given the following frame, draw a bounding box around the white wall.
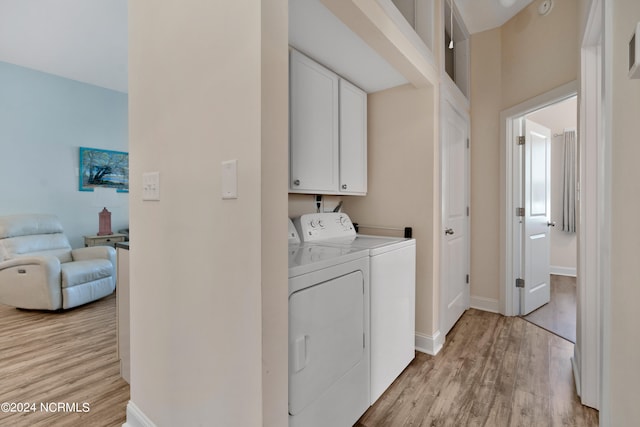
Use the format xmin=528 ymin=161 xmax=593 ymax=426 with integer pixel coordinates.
xmin=526 ymin=96 xmax=577 ymax=275
xmin=0 ymin=61 xmax=129 ymax=248
xmin=128 ymin=0 xmax=288 ymax=425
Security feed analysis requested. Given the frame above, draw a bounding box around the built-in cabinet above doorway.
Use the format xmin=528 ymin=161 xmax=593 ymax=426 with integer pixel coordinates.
xmin=289 ymin=49 xmax=367 ymax=196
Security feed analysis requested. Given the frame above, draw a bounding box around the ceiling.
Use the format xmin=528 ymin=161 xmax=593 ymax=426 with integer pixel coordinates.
xmin=0 ymin=0 xmax=128 ymax=93
xmin=456 ymin=0 xmax=535 ymax=34
xmin=0 ymin=0 xmax=533 ymax=95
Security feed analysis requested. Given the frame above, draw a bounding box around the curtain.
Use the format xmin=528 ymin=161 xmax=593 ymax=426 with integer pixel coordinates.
xmin=562 ymin=130 xmax=577 ymax=233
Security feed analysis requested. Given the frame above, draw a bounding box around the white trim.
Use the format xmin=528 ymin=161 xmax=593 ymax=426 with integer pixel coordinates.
xmin=500 ymin=80 xmax=578 ymax=316
xmin=571 ymin=350 xmax=582 ymax=397
xmin=550 ymin=266 xmax=577 ymax=277
xmin=574 ymin=0 xmax=605 ymax=413
xmin=469 ymin=296 xmax=500 ymax=313
xmin=123 ymin=401 xmax=157 ymax=427
xmin=415 ymin=331 xmax=444 ymax=356
xmin=439 ymin=84 xmax=471 ymax=340
xmin=375 ymin=0 xmax=436 ymax=67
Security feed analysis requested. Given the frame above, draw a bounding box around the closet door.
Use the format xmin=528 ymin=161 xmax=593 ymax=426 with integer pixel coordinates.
xmin=289 ymin=50 xmax=339 ymax=193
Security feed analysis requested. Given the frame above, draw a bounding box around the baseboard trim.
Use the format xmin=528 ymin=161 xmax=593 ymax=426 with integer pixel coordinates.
xmin=123 ymin=401 xmax=157 ymax=427
xmin=415 ymin=331 xmax=444 ymax=356
xmin=550 ymin=266 xmax=577 ymax=277
xmin=571 ymin=355 xmax=582 ymax=397
xmin=470 ymin=296 xmax=500 ymax=313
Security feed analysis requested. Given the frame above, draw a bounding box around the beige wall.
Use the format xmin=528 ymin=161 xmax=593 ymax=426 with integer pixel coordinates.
xmin=469 ymin=0 xmax=578 ymax=302
xmin=469 ymin=27 xmax=502 ymax=302
xmin=129 ymin=1 xmax=287 ymax=425
xmin=343 ymin=84 xmax=439 ymax=336
xmin=527 ymin=96 xmax=578 ymax=273
xmin=501 ymin=0 xmax=579 ymax=109
xmin=261 ymin=0 xmax=289 ymax=426
xmin=610 ymin=0 xmax=640 ymax=423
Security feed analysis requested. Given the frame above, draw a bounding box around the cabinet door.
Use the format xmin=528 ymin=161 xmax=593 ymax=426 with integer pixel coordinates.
xmin=339 ymin=79 xmax=367 ymax=195
xmin=289 ymin=50 xmax=339 ymax=193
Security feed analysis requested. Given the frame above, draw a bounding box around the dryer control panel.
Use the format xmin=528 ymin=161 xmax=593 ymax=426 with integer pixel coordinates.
xmin=295 ymin=213 xmax=356 ymax=242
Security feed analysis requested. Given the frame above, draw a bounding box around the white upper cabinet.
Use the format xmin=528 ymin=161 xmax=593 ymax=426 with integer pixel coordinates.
xmin=289 ymin=49 xmax=340 ymax=193
xmin=289 ymin=49 xmax=367 ymax=196
xmin=339 ymin=79 xmax=367 ymax=195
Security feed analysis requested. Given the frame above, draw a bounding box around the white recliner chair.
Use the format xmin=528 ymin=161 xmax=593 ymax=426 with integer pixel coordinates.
xmin=0 ymin=214 xmax=116 ymax=310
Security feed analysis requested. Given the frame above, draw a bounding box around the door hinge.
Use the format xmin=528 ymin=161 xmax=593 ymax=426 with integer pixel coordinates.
xmin=466 ymin=206 xmax=470 ymax=217
xmin=467 ymin=138 xmax=470 ymax=148
xmin=516 ymin=278 xmax=525 ymax=288
xmin=363 ymin=333 xmax=365 ymax=348
xmin=466 ymin=274 xmax=469 ymax=284
xmin=517 ymin=136 xmax=526 ymax=145
xmin=516 ymin=207 xmax=525 ymax=217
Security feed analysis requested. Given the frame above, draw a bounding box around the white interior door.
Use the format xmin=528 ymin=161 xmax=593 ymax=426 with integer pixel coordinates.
xmin=522 ymin=119 xmax=552 ymax=315
xmin=441 ymin=100 xmax=469 ymax=337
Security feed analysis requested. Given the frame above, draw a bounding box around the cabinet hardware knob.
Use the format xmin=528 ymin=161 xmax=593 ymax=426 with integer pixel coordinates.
xmin=293 ymin=179 xmax=300 ymax=186
xmin=445 ymin=228 xmax=455 ymax=235
xmin=341 ymin=184 xmax=347 ymax=190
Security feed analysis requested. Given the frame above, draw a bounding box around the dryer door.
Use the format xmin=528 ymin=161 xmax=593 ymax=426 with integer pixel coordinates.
xmin=288 ymin=270 xmax=365 ymax=416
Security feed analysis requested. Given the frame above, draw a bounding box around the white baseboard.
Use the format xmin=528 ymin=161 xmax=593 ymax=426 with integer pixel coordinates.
xmin=550 ymin=266 xmax=577 ymax=277
xmin=415 ymin=331 xmax=444 ymax=356
xmin=470 ymin=296 xmax=500 ymax=313
xmin=123 ymin=401 xmax=156 ymax=427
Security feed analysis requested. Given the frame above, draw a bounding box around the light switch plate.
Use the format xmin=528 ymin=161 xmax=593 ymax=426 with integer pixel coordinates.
xmin=221 ymin=160 xmax=238 ymax=199
xmin=143 ymin=172 xmax=160 ymax=201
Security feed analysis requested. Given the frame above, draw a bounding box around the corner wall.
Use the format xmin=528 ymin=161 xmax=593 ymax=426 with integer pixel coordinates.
xmin=128 ymin=1 xmax=275 ymax=425
xmin=0 ymin=62 xmax=129 ymax=247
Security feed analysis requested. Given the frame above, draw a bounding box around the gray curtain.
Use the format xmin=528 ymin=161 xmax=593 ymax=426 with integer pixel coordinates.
xmin=562 ymin=130 xmax=577 ymax=233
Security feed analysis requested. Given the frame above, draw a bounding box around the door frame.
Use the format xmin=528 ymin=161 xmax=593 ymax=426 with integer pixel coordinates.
xmin=499 ymin=80 xmax=578 ymax=317
xmin=439 ymin=84 xmax=470 ymax=341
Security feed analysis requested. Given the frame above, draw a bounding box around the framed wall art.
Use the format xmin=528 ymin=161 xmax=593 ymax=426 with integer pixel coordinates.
xmin=79 ymin=147 xmax=129 ymax=192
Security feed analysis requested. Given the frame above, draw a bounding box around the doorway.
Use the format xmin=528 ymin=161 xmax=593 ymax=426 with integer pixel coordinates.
xmin=519 ymin=96 xmax=578 ymax=342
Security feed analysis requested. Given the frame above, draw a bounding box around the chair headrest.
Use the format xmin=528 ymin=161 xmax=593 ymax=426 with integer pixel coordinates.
xmin=0 ymin=214 xmax=64 ymax=239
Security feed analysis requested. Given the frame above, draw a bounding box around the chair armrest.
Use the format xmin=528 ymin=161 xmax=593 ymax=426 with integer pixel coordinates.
xmin=0 ymin=255 xmax=61 ymax=274
xmin=72 ymin=246 xmax=116 ymax=262
xmin=71 ymin=247 xmax=116 ymax=274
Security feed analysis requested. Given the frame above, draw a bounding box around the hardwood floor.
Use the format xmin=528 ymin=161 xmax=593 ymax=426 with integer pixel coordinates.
xmin=0 ymin=294 xmax=129 ymax=427
xmin=357 ymin=309 xmax=598 ymax=427
xmin=523 ymin=275 xmax=576 ymax=343
xmin=0 ymin=294 xmax=596 ymax=426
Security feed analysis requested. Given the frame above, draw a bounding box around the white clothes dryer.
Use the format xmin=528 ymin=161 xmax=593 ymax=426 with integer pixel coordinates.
xmin=287 ymin=219 xmax=370 ymax=427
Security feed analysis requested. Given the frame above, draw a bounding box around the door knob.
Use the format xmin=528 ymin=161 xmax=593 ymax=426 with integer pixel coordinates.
xmin=445 ymin=228 xmax=455 ymax=236
xmin=547 ymin=221 xmax=556 ymax=227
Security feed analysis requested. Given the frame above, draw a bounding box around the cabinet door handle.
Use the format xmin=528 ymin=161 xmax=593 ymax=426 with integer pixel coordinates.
xmin=293 ymin=179 xmax=300 ymax=186
xmin=341 ymin=184 xmax=347 ymax=190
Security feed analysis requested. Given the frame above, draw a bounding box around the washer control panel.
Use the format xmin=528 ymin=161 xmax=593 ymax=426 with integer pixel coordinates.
xmin=294 ymin=213 xmax=356 ymax=242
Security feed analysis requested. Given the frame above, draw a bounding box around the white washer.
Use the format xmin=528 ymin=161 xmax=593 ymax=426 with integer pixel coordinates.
xmin=295 ymin=213 xmax=416 ymax=405
xmin=288 ymin=219 xmax=370 ymax=427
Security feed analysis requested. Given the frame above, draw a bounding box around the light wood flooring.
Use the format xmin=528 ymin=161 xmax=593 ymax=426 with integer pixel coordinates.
xmin=0 ymin=294 xmax=129 ymax=427
xmin=0 ymin=294 xmax=597 ymax=427
xmin=357 ymin=309 xmax=598 ymax=427
xmin=524 ymin=275 xmax=576 ymax=343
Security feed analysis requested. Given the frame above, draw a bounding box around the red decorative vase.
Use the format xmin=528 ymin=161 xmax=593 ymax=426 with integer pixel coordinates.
xmin=98 ymin=208 xmax=113 ymax=236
